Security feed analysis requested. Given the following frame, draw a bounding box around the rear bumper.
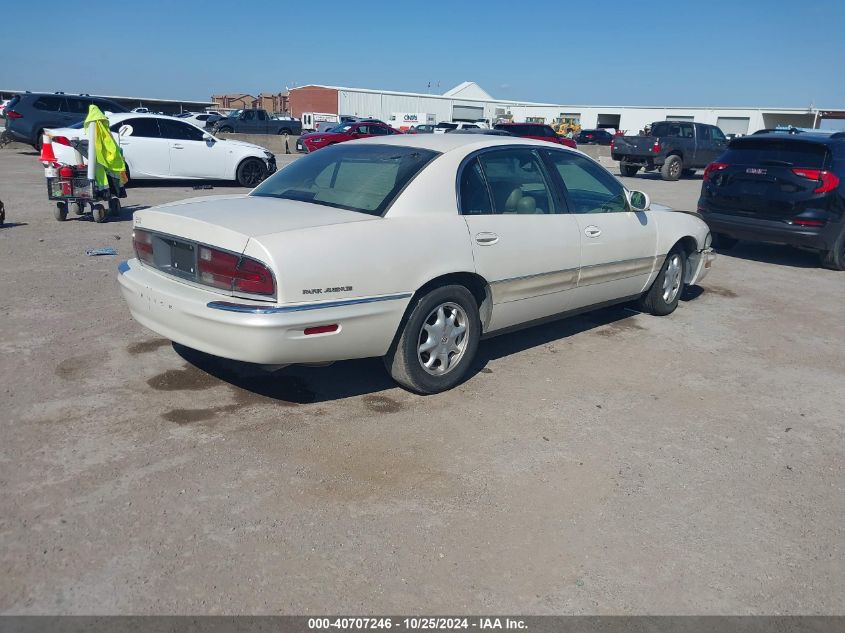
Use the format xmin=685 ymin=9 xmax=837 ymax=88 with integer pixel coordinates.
xmin=117 ymin=259 xmax=411 ymax=365
xmin=613 ymin=154 xmax=664 ymax=167
xmin=700 ymin=211 xmax=839 ymax=250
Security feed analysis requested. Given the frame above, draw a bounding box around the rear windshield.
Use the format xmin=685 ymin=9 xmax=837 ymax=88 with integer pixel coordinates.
xmin=723 ymin=139 xmax=829 ymax=168
xmin=506 ymin=125 xmax=557 ymax=138
xmin=251 ymin=144 xmax=439 ymax=216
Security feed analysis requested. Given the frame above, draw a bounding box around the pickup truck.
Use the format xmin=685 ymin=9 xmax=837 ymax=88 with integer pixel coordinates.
xmin=212 ymin=109 xmax=302 ymax=136
xmin=611 ymin=121 xmax=728 ymax=181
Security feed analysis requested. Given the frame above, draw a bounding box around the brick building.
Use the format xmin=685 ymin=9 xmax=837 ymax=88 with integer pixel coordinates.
xmin=212 ymin=91 xmax=290 ymax=114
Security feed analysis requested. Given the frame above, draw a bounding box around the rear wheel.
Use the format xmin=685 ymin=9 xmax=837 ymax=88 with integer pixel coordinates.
xmin=384 ymin=284 xmax=480 ymax=394
xmin=820 ymin=230 xmax=845 ymax=271
xmin=638 ymin=249 xmax=686 ymax=316
xmin=34 ymin=130 xmax=45 ymax=152
xmin=620 ymin=162 xmax=639 ymax=177
xmin=661 ymin=155 xmax=683 ymax=181
xmin=236 ymin=158 xmax=268 ymax=187
xmin=712 ymin=233 xmax=738 ymax=250
xmin=278 ymin=128 xmax=292 ymax=135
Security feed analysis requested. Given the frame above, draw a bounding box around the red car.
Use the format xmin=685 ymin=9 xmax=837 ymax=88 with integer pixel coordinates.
xmin=493 ymin=123 xmax=577 ymax=149
xmin=296 ymin=121 xmax=402 ymax=153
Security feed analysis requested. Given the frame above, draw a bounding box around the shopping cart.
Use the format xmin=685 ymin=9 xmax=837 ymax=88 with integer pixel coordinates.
xmin=46 ymin=164 xmax=122 ymax=223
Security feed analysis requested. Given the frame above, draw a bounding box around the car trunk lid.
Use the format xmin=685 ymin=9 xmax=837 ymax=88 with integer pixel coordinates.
xmin=134 ymin=194 xmax=377 ymax=254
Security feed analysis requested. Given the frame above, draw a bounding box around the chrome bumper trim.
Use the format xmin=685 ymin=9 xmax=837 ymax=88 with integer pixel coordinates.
xmin=207 ymin=293 xmax=413 ymax=315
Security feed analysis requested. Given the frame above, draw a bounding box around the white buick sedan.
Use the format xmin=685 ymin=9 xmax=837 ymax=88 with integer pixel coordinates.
xmin=118 ymin=135 xmax=714 ymax=393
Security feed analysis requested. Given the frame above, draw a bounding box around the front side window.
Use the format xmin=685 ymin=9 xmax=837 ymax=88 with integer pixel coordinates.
xmin=459 ymin=158 xmax=493 ymax=215
xmin=257 ymin=110 xmax=267 ymax=121
xmin=711 ymin=127 xmax=726 ymax=142
xmin=475 ymin=149 xmax=556 ymax=214
xmin=251 ymin=144 xmax=439 ymax=216
xmin=158 ymin=119 xmax=204 ymax=141
xmin=115 ymin=117 xmax=161 ymax=138
xmin=545 ymin=151 xmax=628 ymax=214
xmin=242 ymin=110 xmax=255 ymax=121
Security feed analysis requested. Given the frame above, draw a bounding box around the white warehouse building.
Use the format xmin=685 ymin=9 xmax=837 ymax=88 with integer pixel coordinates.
xmin=288 ymin=81 xmax=828 ymax=136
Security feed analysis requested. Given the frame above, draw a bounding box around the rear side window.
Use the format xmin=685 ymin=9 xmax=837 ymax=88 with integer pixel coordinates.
xmin=251 ymin=144 xmax=439 ymax=216
xmin=476 ymin=149 xmax=556 ymax=214
xmin=33 ymin=96 xmax=66 ymax=112
xmin=158 ymin=119 xmax=205 ymax=141
xmin=722 ymin=139 xmax=830 ymax=168
xmin=459 ymin=158 xmax=493 ymax=215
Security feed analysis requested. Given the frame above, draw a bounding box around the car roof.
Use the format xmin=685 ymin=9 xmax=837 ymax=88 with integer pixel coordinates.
xmin=496 ymin=122 xmax=549 ymax=126
xmin=741 ymin=131 xmax=845 ymax=145
xmin=352 ymin=133 xmax=572 ymax=154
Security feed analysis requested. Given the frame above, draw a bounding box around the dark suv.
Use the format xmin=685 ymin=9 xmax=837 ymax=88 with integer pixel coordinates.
xmin=4 ymin=92 xmax=128 ymax=149
xmin=698 ymin=130 xmax=845 ymax=270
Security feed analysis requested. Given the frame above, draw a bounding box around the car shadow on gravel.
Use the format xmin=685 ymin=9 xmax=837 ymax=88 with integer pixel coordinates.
xmin=127 ymin=179 xmax=243 ymax=190
xmin=719 ymin=242 xmax=821 ymax=269
xmin=172 ymin=305 xmax=655 ymax=404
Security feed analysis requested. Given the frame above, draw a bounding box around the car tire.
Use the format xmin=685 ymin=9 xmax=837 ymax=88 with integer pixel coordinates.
xmin=278 ymin=128 xmax=292 ymax=135
xmin=638 ymin=248 xmax=686 ymax=316
xmin=820 ymin=230 xmax=845 ymax=271
xmin=34 ymin=129 xmax=45 ymax=152
xmin=91 ymin=203 xmax=107 ymax=223
xmin=54 ymin=201 xmax=68 ymax=222
xmin=661 ymin=155 xmax=683 ymax=181
xmin=384 ymin=284 xmax=481 ymax=394
xmin=236 ymin=158 xmax=268 ymax=188
xmin=620 ymin=163 xmax=639 ymax=177
xmin=711 ymin=233 xmax=738 ymax=250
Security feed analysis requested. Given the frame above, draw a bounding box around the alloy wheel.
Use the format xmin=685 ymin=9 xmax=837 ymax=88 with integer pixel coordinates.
xmin=662 ymin=253 xmax=683 ymax=303
xmin=417 ymin=303 xmax=469 ymax=376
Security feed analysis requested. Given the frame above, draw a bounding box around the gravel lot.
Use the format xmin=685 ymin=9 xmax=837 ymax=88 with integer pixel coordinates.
xmin=0 ymin=143 xmax=843 ymax=615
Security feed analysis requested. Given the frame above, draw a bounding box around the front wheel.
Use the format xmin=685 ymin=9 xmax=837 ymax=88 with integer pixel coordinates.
xmin=661 ymin=155 xmax=683 ymax=181
xmin=278 ymin=128 xmax=292 ymax=135
xmin=638 ymin=249 xmax=686 ymax=316
xmin=384 ymin=285 xmax=481 ymax=394
xmin=236 ymin=158 xmax=268 ymax=187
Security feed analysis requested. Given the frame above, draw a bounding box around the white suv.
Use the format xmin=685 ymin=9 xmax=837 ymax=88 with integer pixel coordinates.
xmin=433 ymin=121 xmax=482 ymax=134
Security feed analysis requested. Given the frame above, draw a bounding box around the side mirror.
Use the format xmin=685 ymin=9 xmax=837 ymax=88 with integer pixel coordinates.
xmin=202 ymin=133 xmax=214 ymax=142
xmin=629 ymin=190 xmax=650 ymax=211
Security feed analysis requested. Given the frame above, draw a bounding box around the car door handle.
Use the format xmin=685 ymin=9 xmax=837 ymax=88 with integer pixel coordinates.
xmin=475 ymin=232 xmax=499 ymax=245
xmin=584 ymin=225 xmax=602 ymax=238
xmin=172 ymin=144 xmax=184 ymax=149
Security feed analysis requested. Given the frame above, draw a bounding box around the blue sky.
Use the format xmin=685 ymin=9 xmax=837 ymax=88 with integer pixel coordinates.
xmin=4 ymin=0 xmax=843 ymax=108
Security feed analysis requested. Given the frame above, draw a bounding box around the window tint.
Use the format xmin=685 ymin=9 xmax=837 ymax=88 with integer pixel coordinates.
xmin=545 ymin=151 xmax=628 ymax=214
xmin=436 ymin=122 xmax=457 ymax=129
xmin=356 ymin=125 xmax=370 ymax=134
xmin=680 ymin=123 xmax=694 ymax=138
xmin=95 ymin=99 xmax=123 ymax=112
xmin=251 ymin=144 xmax=439 ymax=216
xmin=721 ymin=139 xmax=829 ymax=169
xmin=476 ymin=149 xmax=555 ymax=214
xmin=652 ymin=122 xmax=683 ymax=137
xmin=65 ymin=97 xmax=92 ymax=114
xmin=242 ymin=110 xmax=255 ymax=121
xmin=257 ymin=110 xmax=267 ymax=121
xmin=459 ymin=158 xmax=493 ymax=215
xmin=712 ymin=127 xmax=726 ymax=142
xmin=369 ymin=125 xmax=390 ymax=136
xmin=33 ymin=96 xmax=66 ymax=112
xmin=158 ymin=119 xmax=205 ymax=141
xmin=116 ymin=118 xmax=160 ymax=138
xmin=698 ymin=126 xmax=711 ymax=141
xmin=464 ymin=124 xmax=479 ymax=129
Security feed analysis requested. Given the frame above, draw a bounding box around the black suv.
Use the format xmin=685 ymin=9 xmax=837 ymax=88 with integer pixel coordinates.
xmin=577 ymin=129 xmax=614 ymax=145
xmin=698 ymin=130 xmax=845 ymax=270
xmin=3 ymin=92 xmax=128 ymax=149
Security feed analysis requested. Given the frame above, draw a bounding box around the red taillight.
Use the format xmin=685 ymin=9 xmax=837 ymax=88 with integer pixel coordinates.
xmin=792 ymin=218 xmax=826 ymax=227
xmin=703 ymin=162 xmax=729 ymax=182
xmin=133 ymin=229 xmax=154 ymax=264
xmin=6 ymin=110 xmax=22 ymax=119
xmin=52 ymin=136 xmax=71 ymax=146
xmin=304 ymin=324 xmax=339 ymax=335
xmin=198 ymin=245 xmax=275 ymax=296
xmin=652 ymin=141 xmax=660 ymax=153
xmin=791 ymin=168 xmax=840 ymax=193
